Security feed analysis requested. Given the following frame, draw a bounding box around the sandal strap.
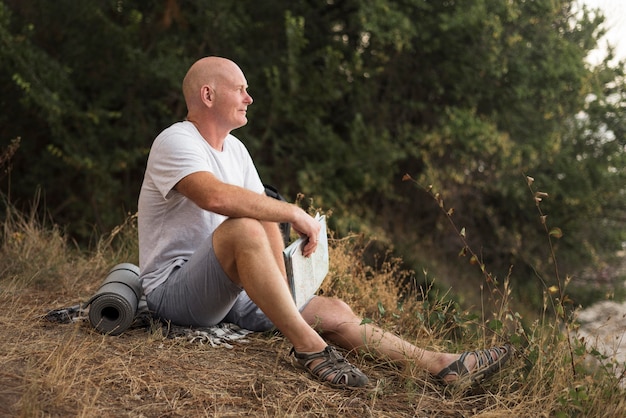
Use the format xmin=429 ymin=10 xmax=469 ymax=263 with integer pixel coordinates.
xmin=435 ymin=352 xmax=470 ymax=380
xmin=291 ymin=346 xmax=369 ymax=388
xmin=473 ymin=346 xmax=500 ymax=368
xmin=435 ymin=344 xmax=511 ymax=385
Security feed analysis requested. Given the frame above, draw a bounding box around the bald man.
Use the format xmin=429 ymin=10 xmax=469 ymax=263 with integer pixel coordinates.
xmin=138 ymin=57 xmax=511 ymax=389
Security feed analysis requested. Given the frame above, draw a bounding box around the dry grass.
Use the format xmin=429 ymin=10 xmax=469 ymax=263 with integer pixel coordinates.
xmin=1 ymin=207 xmax=625 ymax=417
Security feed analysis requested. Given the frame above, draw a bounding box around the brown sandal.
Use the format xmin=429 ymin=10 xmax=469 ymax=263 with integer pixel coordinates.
xmin=434 ymin=344 xmax=512 ymax=387
xmin=290 ymin=346 xmax=369 ymax=389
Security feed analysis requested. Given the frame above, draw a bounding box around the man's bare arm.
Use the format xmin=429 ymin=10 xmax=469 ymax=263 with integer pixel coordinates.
xmin=175 ymin=171 xmax=321 ymax=255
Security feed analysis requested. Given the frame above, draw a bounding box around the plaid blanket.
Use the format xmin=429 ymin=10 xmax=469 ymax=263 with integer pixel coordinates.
xmin=43 ymin=300 xmax=254 ymax=349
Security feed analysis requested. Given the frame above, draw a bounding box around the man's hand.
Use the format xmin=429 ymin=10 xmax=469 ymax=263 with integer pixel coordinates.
xmin=291 ymin=209 xmax=321 ymax=257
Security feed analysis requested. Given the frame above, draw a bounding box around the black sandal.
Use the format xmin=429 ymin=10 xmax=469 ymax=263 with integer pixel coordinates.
xmin=434 ymin=344 xmax=512 ymax=387
xmin=290 ymin=345 xmax=369 ymax=389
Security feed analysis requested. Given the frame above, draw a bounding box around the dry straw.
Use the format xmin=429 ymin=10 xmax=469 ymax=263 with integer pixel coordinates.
xmin=1 ymin=190 xmax=625 ymax=416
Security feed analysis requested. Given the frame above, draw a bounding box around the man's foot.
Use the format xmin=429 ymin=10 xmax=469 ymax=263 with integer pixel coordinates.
xmin=291 ymin=345 xmax=369 ymax=389
xmin=434 ymin=344 xmax=512 ymax=387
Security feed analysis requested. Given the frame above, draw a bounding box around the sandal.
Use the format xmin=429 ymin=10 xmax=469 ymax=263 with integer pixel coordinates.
xmin=290 ymin=345 xmax=369 ymax=389
xmin=434 ymin=344 xmax=512 ymax=387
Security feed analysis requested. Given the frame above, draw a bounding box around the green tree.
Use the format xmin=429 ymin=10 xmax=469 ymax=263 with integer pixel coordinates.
xmin=0 ymin=0 xmax=624 ymax=312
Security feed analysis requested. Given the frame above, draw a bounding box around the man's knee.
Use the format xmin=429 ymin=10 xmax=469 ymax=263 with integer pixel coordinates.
xmin=213 ymin=218 xmax=273 ymax=267
xmin=303 ymin=296 xmax=358 ymax=329
xmin=215 ymin=218 xmax=267 ymax=248
xmin=322 ymin=296 xmax=353 ymax=314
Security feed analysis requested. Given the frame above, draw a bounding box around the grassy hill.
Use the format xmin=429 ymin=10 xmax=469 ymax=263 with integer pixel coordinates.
xmin=1 ymin=205 xmax=625 ymax=417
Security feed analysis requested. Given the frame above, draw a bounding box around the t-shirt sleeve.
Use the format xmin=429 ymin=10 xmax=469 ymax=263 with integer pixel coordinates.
xmin=148 ymin=129 xmax=209 ymax=199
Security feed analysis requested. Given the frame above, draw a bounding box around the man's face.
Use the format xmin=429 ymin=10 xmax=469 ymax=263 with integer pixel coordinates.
xmin=212 ymin=69 xmax=253 ymax=131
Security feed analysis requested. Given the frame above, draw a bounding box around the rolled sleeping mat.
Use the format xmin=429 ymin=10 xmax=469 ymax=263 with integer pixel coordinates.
xmin=87 ymin=263 xmax=142 ymax=335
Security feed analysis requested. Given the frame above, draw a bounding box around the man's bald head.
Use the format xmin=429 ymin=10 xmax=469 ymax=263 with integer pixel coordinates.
xmin=182 ymin=56 xmax=243 ymax=112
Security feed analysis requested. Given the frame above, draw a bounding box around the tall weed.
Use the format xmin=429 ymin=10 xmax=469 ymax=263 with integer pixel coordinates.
xmin=396 ymin=173 xmax=625 ymax=416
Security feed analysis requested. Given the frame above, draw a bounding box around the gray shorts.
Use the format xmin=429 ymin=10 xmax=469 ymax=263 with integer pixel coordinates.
xmin=145 ymin=233 xmax=274 ymax=332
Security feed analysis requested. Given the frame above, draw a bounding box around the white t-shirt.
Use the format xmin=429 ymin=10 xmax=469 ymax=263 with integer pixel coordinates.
xmin=138 ymin=121 xmax=265 ymax=294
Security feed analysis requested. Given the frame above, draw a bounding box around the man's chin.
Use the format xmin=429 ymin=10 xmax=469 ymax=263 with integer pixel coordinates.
xmin=231 ymin=122 xmax=248 ymax=132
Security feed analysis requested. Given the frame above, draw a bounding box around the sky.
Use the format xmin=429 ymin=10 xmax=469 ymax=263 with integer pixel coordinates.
xmin=580 ymin=0 xmax=626 ymax=64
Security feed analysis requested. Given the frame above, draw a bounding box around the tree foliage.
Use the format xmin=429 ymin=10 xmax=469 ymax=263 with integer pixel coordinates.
xmin=1 ymin=0 xmax=624 ymax=308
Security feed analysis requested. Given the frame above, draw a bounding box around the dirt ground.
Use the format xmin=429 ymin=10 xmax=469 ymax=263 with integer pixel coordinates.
xmin=0 ymin=287 xmax=512 ymax=418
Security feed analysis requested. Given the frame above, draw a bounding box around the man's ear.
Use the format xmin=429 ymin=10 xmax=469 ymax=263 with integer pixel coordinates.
xmin=201 ymin=85 xmax=212 ymax=103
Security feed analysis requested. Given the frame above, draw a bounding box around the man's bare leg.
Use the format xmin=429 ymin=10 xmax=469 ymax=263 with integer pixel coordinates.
xmin=214 ymin=218 xmax=506 ymax=385
xmin=301 ymin=295 xmax=505 ymax=383
xmin=260 ymin=220 xmax=289 ymax=279
xmin=213 ymin=217 xmax=327 ymax=354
